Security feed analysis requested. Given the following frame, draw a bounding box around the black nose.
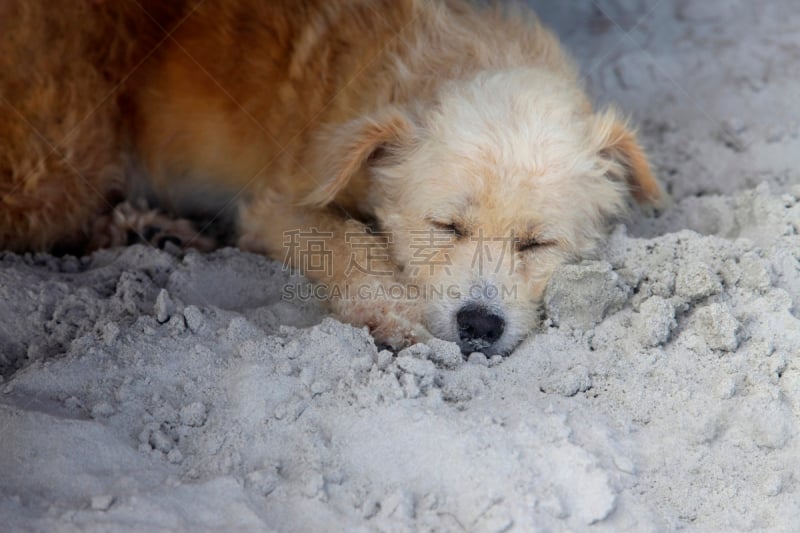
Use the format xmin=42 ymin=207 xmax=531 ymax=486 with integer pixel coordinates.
xmin=457 ymin=306 xmax=505 ymax=348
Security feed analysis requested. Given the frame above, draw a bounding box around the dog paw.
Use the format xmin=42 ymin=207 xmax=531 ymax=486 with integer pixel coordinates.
xmin=89 ymin=202 xmax=217 ymax=253
xmin=370 ymin=314 xmax=432 ymax=351
xmin=370 ymin=323 xmax=433 ymax=352
xmin=330 ymin=289 xmax=431 ymax=351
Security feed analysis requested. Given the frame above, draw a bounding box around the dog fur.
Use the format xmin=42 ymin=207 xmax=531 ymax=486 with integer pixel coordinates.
xmin=0 ymin=0 xmax=662 ymax=354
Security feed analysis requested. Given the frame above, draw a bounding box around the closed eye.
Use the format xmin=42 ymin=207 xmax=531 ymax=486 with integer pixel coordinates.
xmin=516 ymin=238 xmax=556 ymax=253
xmin=431 ymin=220 xmax=467 ymax=239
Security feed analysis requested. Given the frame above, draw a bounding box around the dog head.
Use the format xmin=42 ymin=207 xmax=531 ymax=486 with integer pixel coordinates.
xmin=310 ymin=68 xmax=662 ymax=354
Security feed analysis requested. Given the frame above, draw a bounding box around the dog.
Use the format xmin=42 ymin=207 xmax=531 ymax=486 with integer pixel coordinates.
xmin=0 ymin=0 xmax=662 ymax=355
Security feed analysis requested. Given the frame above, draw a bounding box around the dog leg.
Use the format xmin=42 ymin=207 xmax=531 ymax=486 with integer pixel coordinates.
xmin=0 ymin=108 xmax=124 ymax=253
xmin=239 ymin=195 xmax=431 ymax=349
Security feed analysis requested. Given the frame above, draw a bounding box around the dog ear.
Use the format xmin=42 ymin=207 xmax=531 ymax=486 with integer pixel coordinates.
xmin=301 ymin=108 xmax=414 ymax=207
xmin=595 ymin=111 xmax=664 ymax=207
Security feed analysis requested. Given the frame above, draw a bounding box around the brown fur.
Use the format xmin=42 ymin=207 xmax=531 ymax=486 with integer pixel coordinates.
xmin=0 ymin=0 xmax=662 ymax=352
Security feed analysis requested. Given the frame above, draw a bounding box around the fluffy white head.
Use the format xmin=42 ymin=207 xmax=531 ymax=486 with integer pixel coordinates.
xmin=369 ymin=68 xmax=659 ymax=353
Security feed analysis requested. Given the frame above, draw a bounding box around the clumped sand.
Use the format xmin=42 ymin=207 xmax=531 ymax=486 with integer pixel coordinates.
xmin=2 ymin=1 xmax=799 ymax=531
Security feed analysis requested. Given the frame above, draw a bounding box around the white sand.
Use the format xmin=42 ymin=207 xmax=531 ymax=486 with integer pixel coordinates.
xmin=2 ymin=1 xmax=799 ymax=531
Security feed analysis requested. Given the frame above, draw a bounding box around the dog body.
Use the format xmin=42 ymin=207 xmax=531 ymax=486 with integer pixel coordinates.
xmin=0 ymin=0 xmax=662 ymax=354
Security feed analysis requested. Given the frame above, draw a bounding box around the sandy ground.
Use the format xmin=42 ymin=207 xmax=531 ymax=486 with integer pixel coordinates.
xmin=2 ymin=1 xmax=799 ymax=531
